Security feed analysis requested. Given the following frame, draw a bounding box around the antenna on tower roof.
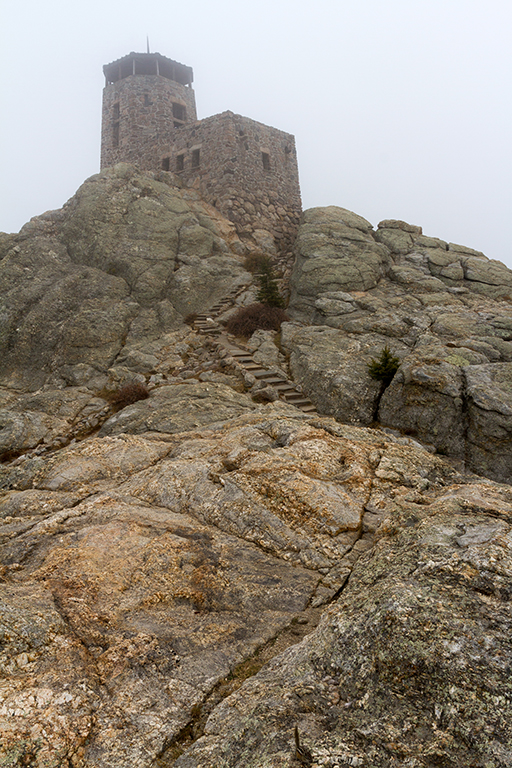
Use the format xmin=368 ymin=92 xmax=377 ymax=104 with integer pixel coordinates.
xmin=146 ymin=36 xmax=150 ymax=54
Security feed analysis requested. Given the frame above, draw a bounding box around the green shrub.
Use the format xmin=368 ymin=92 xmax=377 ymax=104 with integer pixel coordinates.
xmin=255 ymin=259 xmax=285 ymax=308
xmin=367 ymin=346 xmax=400 ymax=386
xmin=225 ymin=303 xmax=289 ymax=338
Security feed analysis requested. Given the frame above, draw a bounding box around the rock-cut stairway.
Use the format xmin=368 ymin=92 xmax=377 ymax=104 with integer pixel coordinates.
xmin=193 ymin=287 xmax=242 ymax=335
xmin=222 ymin=345 xmax=317 ymax=413
xmin=192 ymin=290 xmax=317 ymax=415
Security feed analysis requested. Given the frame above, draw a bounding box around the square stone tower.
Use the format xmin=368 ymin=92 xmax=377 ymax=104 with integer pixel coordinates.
xmin=101 ymin=52 xmax=197 ymax=170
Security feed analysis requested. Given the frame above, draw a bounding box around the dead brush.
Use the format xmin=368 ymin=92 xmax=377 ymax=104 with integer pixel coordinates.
xmin=225 ymin=303 xmax=289 ymax=338
xmin=109 ymin=381 xmax=150 ymax=409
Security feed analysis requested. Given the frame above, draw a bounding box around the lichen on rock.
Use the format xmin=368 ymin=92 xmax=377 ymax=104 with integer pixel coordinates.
xmin=1 ymin=177 xmax=512 ymax=767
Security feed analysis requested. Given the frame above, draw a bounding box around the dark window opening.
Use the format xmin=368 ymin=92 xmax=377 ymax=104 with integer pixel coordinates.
xmin=144 ymin=94 xmax=151 ymax=107
xmin=191 ymin=149 xmax=200 ymax=169
xmin=172 ymin=102 xmax=186 ymax=121
xmin=173 ymin=121 xmax=182 ymax=129
xmin=113 ymin=102 xmax=120 ymax=119
xmin=113 ymin=122 xmax=120 ymax=148
xmin=161 ymin=157 xmax=170 ymax=171
xmin=262 ymin=152 xmax=271 ymax=171
xmin=176 ymin=154 xmax=184 ymax=172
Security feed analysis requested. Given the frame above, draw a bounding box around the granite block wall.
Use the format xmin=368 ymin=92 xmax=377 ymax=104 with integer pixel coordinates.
xmin=167 ymin=112 xmax=302 ymax=259
xmin=101 ymin=75 xmax=197 ymax=170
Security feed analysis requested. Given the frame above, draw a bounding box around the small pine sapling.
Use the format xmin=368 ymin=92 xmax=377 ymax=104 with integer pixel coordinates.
xmin=255 ymin=259 xmax=285 ymax=308
xmin=367 ymin=346 xmax=400 ymax=386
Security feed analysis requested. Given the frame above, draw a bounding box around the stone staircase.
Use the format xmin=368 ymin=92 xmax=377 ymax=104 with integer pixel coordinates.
xmin=223 ymin=346 xmax=317 ymax=413
xmin=192 ymin=287 xmax=317 ymax=415
xmin=193 ymin=287 xmax=243 ymax=335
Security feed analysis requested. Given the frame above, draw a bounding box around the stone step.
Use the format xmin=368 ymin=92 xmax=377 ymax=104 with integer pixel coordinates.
xmin=195 ymin=323 xmax=222 ymax=331
xmin=251 ymin=370 xmax=286 ymax=380
xmin=195 ymin=325 xmax=222 ymax=334
xmin=267 ymin=380 xmax=295 ymax=389
xmin=228 ymin=349 xmax=253 ymax=357
xmin=285 ymin=398 xmax=316 ymax=409
xmin=282 ymin=390 xmax=313 ymax=402
xmin=283 ymin=391 xmax=309 ymax=401
xmin=242 ymin=363 xmax=267 ymax=371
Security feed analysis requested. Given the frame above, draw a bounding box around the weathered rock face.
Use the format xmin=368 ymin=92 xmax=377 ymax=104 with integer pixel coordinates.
xmin=289 ymin=207 xmax=392 ymax=318
xmin=175 ymin=478 xmax=512 ymax=768
xmin=286 ymin=209 xmax=512 ymax=481
xmin=0 ymin=163 xmax=250 ymax=391
xmin=1 ymin=179 xmax=512 ymax=768
xmin=0 ymin=407 xmax=510 ymax=767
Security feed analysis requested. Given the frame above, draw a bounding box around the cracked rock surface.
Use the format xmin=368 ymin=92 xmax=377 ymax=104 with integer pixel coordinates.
xmin=175 ymin=478 xmax=512 ymax=768
xmin=285 ymin=207 xmax=512 ymax=481
xmin=1 ymin=177 xmax=512 ymax=767
xmin=0 ymin=410 xmax=510 ymax=766
xmin=0 ymin=411 xmax=443 ymax=758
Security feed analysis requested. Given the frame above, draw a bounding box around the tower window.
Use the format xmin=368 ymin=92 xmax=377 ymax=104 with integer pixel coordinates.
xmin=262 ymin=152 xmax=271 ymax=171
xmin=161 ymin=157 xmax=170 ymax=171
xmin=113 ymin=102 xmax=120 ymax=119
xmin=191 ymin=149 xmax=200 ymax=169
xmin=172 ymin=102 xmax=186 ymax=121
xmin=176 ymin=154 xmax=185 ymax=172
xmin=144 ymin=94 xmax=151 ymax=107
xmin=113 ymin=122 xmax=120 ymax=148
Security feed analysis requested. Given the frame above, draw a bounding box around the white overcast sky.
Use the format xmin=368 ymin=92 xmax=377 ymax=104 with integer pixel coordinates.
xmin=1 ymin=0 xmax=511 ymax=267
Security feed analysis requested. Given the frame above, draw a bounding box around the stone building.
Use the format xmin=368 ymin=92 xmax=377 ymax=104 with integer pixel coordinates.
xmin=101 ymin=51 xmax=302 ymax=257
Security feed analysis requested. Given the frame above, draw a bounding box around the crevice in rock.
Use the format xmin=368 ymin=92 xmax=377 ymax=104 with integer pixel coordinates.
xmin=371 ymin=381 xmax=387 ymax=423
xmin=154 ymin=536 xmax=368 ymax=768
xmin=153 ymin=603 xmax=326 ymax=767
xmin=460 ymin=368 xmax=471 ymax=474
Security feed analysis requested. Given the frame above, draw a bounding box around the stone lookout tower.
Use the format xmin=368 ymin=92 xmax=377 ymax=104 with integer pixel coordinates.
xmin=101 ymin=51 xmax=302 ymax=256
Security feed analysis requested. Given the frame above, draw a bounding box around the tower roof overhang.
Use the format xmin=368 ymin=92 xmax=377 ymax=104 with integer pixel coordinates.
xmin=103 ymin=52 xmax=193 ymax=86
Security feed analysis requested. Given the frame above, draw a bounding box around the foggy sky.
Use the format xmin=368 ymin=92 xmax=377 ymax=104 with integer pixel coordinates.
xmin=1 ymin=0 xmax=511 ymax=268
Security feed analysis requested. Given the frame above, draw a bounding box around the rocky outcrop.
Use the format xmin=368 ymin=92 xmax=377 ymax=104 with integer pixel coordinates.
xmin=98 ymin=380 xmax=257 ymax=437
xmin=285 ymin=208 xmax=512 ymax=481
xmin=1 ymin=173 xmax=512 ymax=767
xmin=174 ymin=477 xmax=512 ymax=768
xmin=3 ymin=405 xmax=509 ymax=768
xmin=0 ymin=163 xmax=250 ymax=392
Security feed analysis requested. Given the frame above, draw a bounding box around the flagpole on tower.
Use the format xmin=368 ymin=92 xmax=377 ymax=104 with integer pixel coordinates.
xmin=146 ymin=36 xmax=150 ymax=54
